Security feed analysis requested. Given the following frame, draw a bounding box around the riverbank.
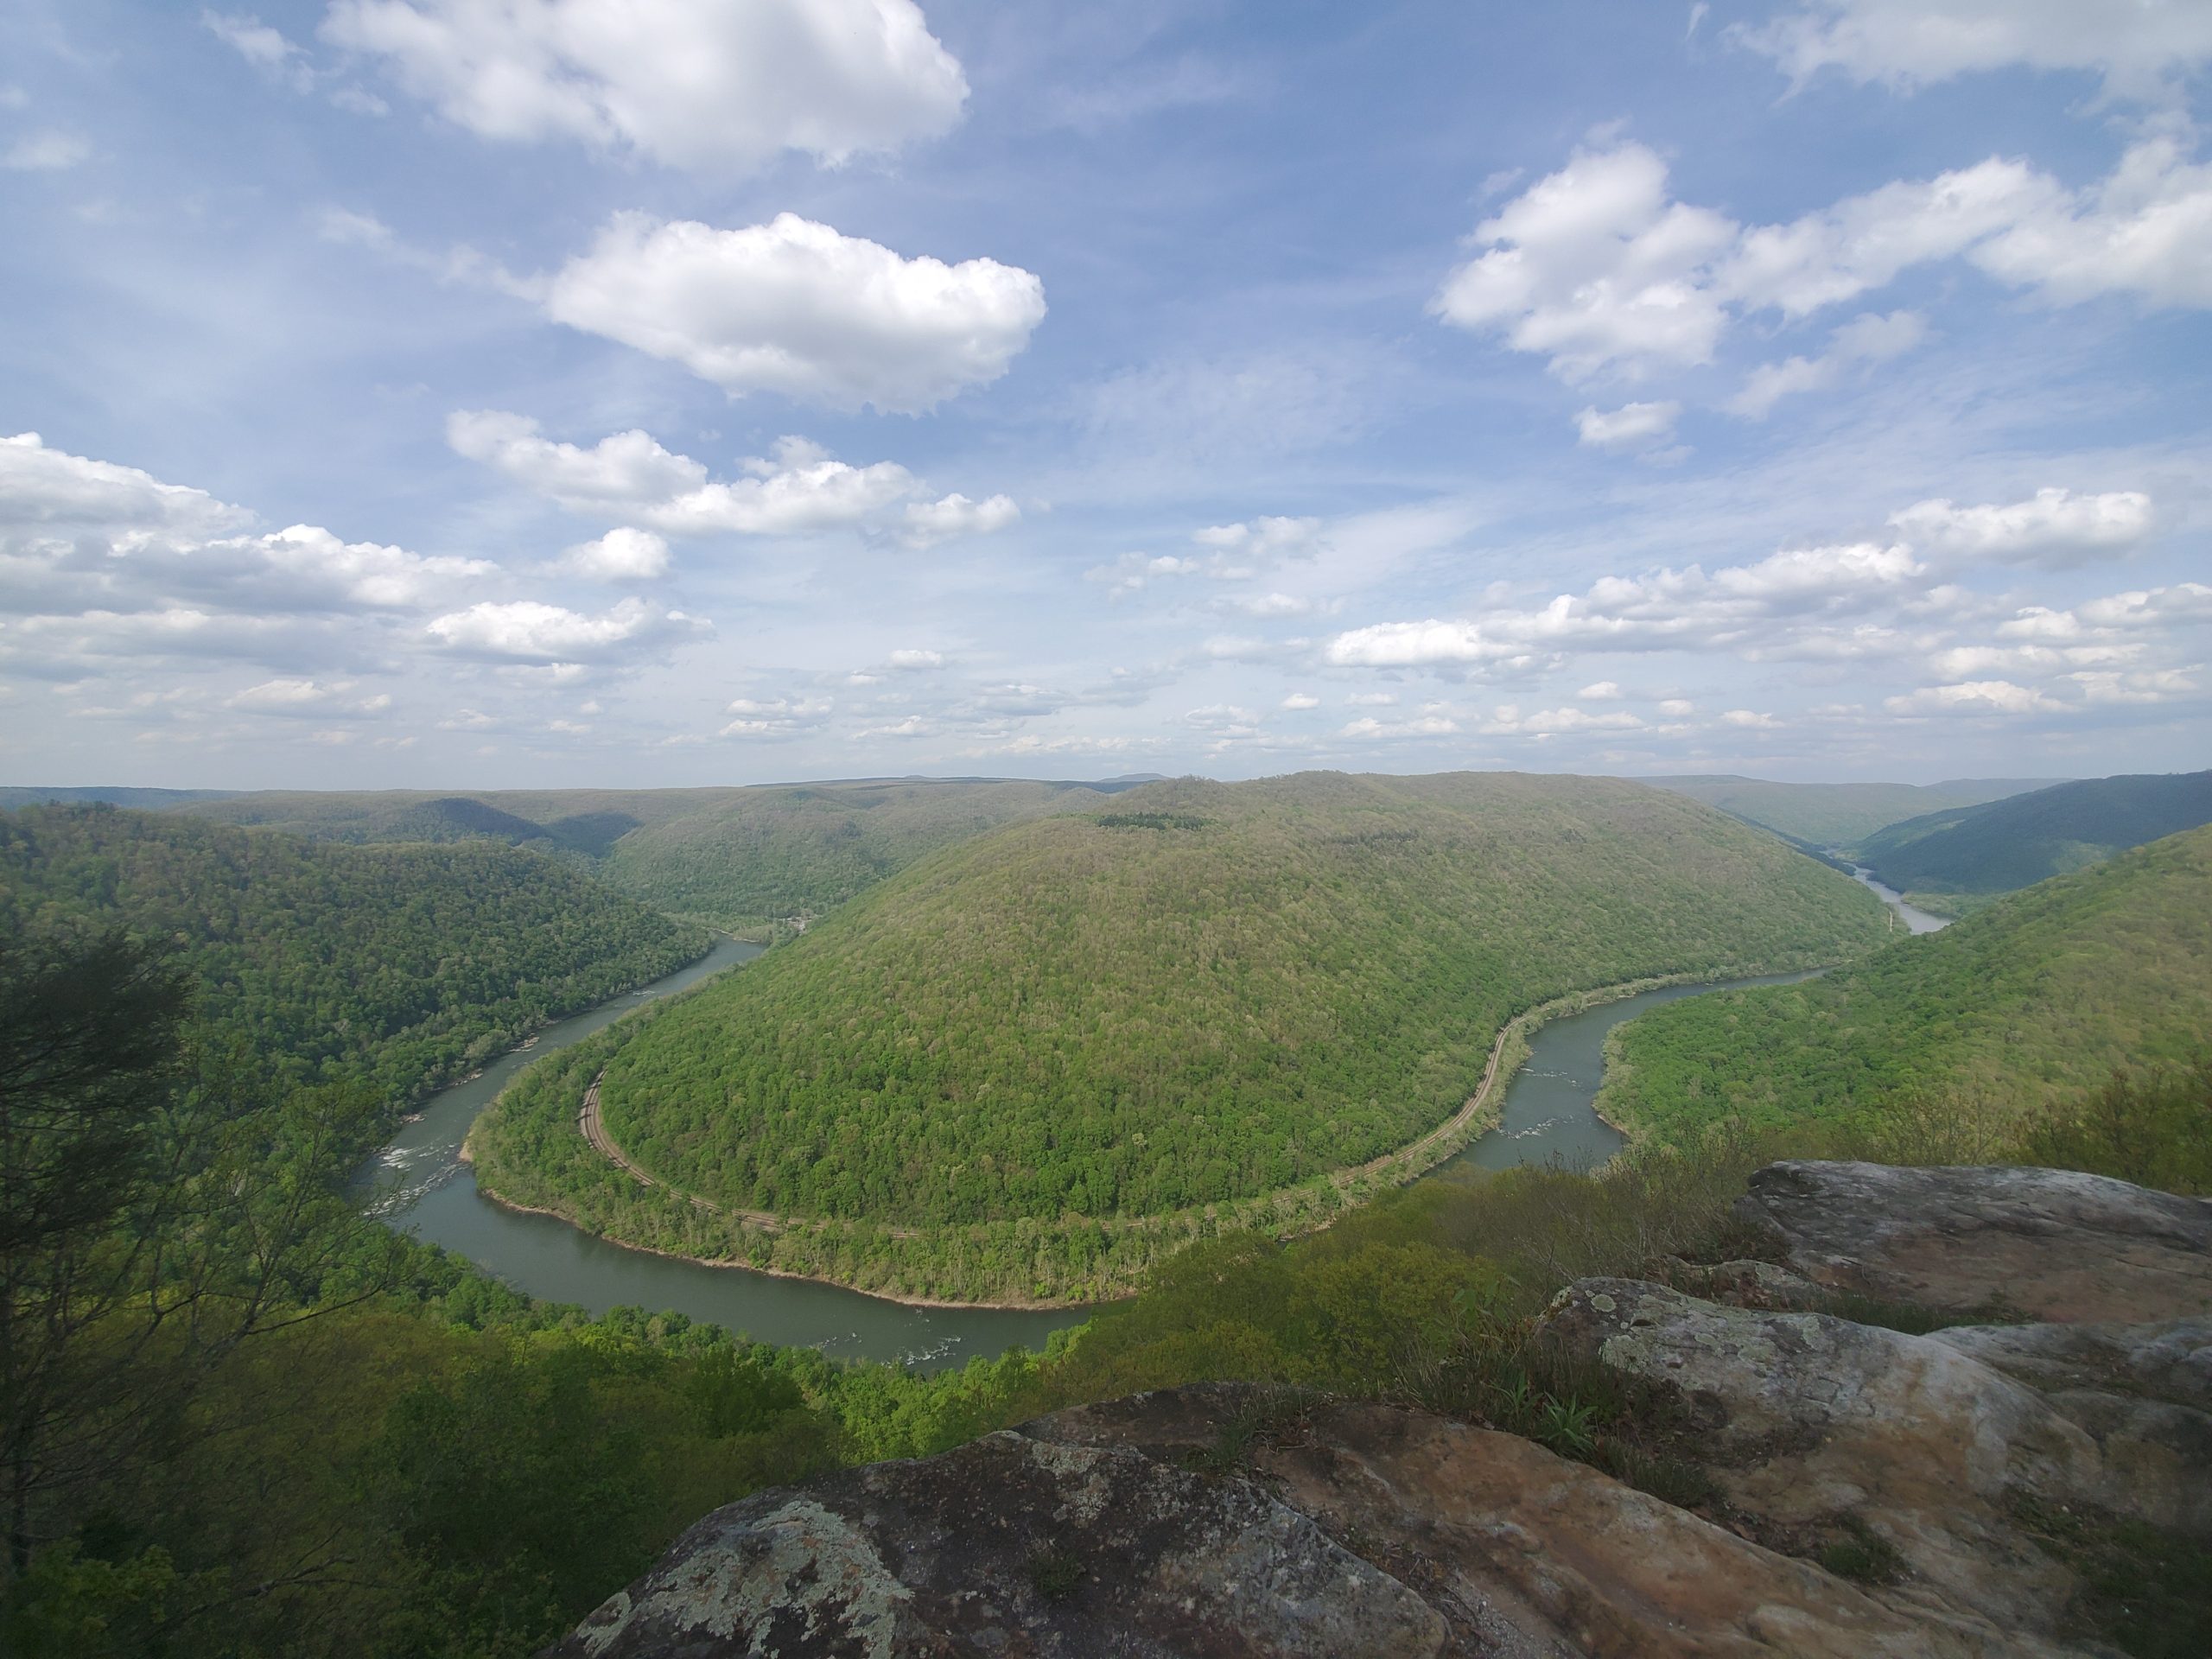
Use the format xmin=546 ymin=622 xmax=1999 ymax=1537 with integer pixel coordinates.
xmin=464 ymin=1180 xmax=1071 ymax=1312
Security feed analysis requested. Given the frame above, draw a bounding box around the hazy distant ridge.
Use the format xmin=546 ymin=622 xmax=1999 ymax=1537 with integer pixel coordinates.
xmin=1850 ymin=769 xmax=2212 ymax=906
xmin=1643 ymin=775 xmax=2063 ymax=848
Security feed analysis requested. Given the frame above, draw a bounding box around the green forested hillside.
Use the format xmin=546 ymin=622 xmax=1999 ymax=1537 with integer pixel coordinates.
xmin=0 ymin=804 xmax=709 ymax=1103
xmin=592 ymin=779 xmax=1112 ymax=928
xmin=1599 ymin=824 xmax=2212 ymax=1150
xmin=1644 ymin=775 xmax=2060 ymax=848
xmin=177 ymin=779 xmax=1110 ymax=934
xmin=474 ymin=771 xmax=1890 ymax=1300
xmin=1848 ymin=769 xmax=2212 ymax=910
xmin=0 ymin=785 xmax=240 ymax=810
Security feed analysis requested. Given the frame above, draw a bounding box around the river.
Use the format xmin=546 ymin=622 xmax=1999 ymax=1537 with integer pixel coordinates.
xmin=375 ymin=876 xmax=1948 ymax=1370
xmin=1844 ymin=862 xmax=1952 ymax=934
xmin=1433 ymin=970 xmax=1827 ymax=1176
xmin=1433 ymin=871 xmax=1948 ymax=1174
xmin=374 ymin=938 xmax=1080 ymax=1370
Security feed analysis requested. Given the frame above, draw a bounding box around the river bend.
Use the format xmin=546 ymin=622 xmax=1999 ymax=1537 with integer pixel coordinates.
xmin=374 ymin=879 xmax=1945 ymax=1369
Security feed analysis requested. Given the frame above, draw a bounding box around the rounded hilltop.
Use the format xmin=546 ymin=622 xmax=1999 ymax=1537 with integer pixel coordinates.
xmin=474 ymin=770 xmax=1892 ymax=1300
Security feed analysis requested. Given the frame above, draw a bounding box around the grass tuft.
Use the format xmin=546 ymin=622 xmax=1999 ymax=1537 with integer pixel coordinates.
xmin=1027 ymin=1548 xmax=1084 ymax=1603
xmin=1816 ymin=1514 xmax=1905 ymax=1584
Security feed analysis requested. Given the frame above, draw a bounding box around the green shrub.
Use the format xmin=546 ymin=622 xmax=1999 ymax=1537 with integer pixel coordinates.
xmin=2022 ymin=1058 xmax=2212 ymax=1196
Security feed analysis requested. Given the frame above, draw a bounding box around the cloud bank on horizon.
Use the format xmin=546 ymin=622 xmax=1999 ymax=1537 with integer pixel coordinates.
xmin=0 ymin=0 xmax=2206 ymax=786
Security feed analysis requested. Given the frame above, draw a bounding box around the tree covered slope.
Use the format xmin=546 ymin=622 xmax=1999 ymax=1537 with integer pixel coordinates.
xmin=1643 ymin=775 xmax=2061 ymax=848
xmin=0 ymin=804 xmax=710 ymax=1103
xmin=1850 ymin=769 xmax=2212 ymax=907
xmin=1599 ymin=823 xmax=2212 ymax=1150
xmin=474 ymin=772 xmax=1888 ymax=1299
xmin=176 ymin=779 xmax=1111 ymax=934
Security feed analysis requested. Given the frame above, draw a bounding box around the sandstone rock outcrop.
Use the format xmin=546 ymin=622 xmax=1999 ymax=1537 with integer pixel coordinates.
xmin=551 ymin=1417 xmax=1446 ymax=1658
xmin=550 ymin=1164 xmax=2209 ymax=1657
xmin=1540 ymin=1280 xmax=2102 ymax=1639
xmin=1732 ymin=1160 xmax=2212 ymax=1322
xmin=551 ymin=1382 xmax=2054 ymax=1659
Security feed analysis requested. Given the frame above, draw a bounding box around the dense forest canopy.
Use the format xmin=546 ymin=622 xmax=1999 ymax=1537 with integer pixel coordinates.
xmin=1847 ymin=769 xmax=2212 ymax=910
xmin=0 ymin=804 xmax=709 ymax=1105
xmin=174 ymin=778 xmax=1116 ymax=936
xmin=1599 ymin=823 xmax=2212 ymax=1152
xmin=470 ymin=771 xmax=1891 ymax=1300
xmin=1643 ymin=775 xmax=2061 ymax=848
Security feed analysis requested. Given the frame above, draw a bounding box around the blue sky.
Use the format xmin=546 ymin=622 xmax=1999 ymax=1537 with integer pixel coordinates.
xmin=2 ymin=0 xmax=2208 ymax=789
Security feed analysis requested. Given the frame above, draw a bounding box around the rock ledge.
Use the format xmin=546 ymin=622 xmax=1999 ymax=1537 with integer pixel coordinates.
xmin=550 ymin=1164 xmax=2211 ymax=1657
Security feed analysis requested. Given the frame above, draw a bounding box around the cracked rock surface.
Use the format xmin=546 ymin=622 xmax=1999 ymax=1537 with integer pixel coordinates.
xmin=1732 ymin=1160 xmax=2212 ymax=1323
xmin=550 ymin=1164 xmax=2208 ymax=1657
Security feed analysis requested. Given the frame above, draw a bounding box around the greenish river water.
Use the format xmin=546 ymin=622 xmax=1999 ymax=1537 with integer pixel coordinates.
xmin=376 ymin=879 xmax=1945 ymax=1369
xmin=373 ymin=939 xmax=1079 ymax=1371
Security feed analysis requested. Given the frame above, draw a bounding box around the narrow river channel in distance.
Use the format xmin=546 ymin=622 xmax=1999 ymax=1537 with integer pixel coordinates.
xmin=373 ymin=876 xmax=1948 ymax=1371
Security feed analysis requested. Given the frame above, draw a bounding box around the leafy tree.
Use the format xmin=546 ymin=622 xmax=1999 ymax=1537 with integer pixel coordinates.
xmin=0 ymin=804 xmax=710 ymax=1108
xmin=0 ymin=928 xmax=397 ymax=1608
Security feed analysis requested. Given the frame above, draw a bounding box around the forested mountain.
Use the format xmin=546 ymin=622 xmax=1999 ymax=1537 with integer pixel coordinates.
xmin=1644 ymin=775 xmax=2060 ymax=848
xmin=176 ymin=779 xmax=1115 ymax=935
xmin=473 ymin=771 xmax=1891 ymax=1300
xmin=1847 ymin=770 xmax=2212 ymax=911
xmin=0 ymin=785 xmax=240 ymax=810
xmin=0 ymin=804 xmax=709 ymax=1104
xmin=1599 ymin=823 xmax=2212 ymax=1152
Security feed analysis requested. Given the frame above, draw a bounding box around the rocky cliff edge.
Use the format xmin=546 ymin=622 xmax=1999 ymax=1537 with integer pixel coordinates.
xmin=550 ymin=1161 xmax=2211 ymax=1657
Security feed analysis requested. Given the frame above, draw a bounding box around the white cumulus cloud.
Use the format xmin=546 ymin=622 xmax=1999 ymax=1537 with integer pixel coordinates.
xmin=721 ymin=695 xmax=833 ymax=738
xmin=1436 ymin=138 xmax=2212 ymax=383
xmin=1326 ymin=541 xmax=1928 ymax=668
xmin=1884 ymin=679 xmax=2066 ymax=715
xmin=558 ymin=527 xmax=671 ymax=582
xmin=1343 ymin=713 xmax=1462 ymax=739
xmin=244 ymin=524 xmax=496 ymax=610
xmin=538 ymin=213 xmax=1046 ymax=411
xmin=1484 ymin=705 xmax=1643 ymax=735
xmin=902 ymin=492 xmax=1020 ymax=548
xmin=1969 ymin=136 xmax=2212 ymax=309
xmin=450 ymin=416 xmax=1015 ymax=544
xmin=424 ymin=597 xmax=709 ymax=664
xmin=447 ymin=410 xmax=704 ymax=506
xmin=1891 ymin=487 xmax=2156 ymax=569
xmin=228 ymin=677 xmax=342 ymax=709
xmin=0 ymin=435 xmax=492 ymax=625
xmin=0 ymin=432 xmax=250 ymax=540
xmin=321 ymin=0 xmax=968 ymax=173
xmin=1192 ymin=516 xmax=1321 ymax=555
xmin=1433 ymin=143 xmax=1736 ymax=381
xmin=1576 ymin=401 xmax=1681 ymax=449
xmin=1085 ymin=552 xmax=1201 ymax=596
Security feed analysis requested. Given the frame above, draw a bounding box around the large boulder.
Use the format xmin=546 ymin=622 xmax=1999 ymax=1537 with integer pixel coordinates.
xmin=1934 ymin=1319 xmax=2212 ymax=1533
xmin=1732 ymin=1162 xmax=2212 ymax=1323
xmin=1039 ymin=1387 xmax=2057 ymax=1658
xmin=551 ymin=1382 xmax=2069 ymax=1658
xmin=547 ymin=1412 xmax=1446 ymax=1658
xmin=1541 ymin=1279 xmax=2107 ymax=1638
